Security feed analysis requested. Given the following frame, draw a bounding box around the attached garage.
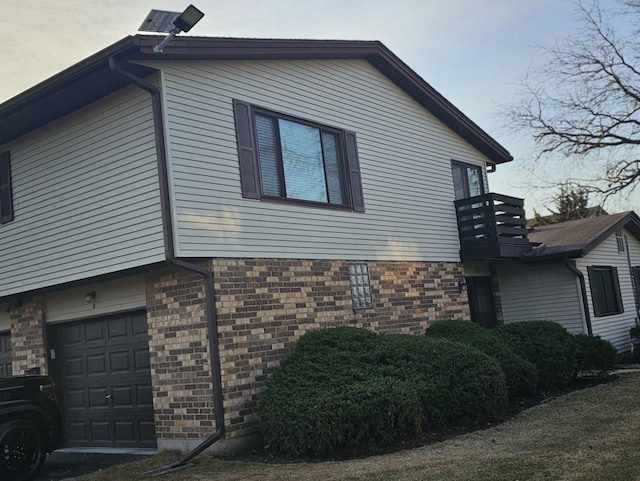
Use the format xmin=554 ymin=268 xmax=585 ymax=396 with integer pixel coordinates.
xmin=49 ymin=311 xmax=156 ymax=449
xmin=0 ymin=332 xmax=11 ymax=377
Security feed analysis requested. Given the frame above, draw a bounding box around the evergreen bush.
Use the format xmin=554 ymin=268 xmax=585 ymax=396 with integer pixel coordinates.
xmin=497 ymin=321 xmax=576 ymax=389
xmin=572 ymin=333 xmax=617 ymax=374
xmin=260 ymin=327 xmax=508 ymax=457
xmin=426 ymin=320 xmax=538 ymax=397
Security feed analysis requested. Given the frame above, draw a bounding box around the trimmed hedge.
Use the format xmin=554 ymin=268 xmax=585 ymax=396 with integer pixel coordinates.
xmin=425 ymin=320 xmax=538 ymax=397
xmin=573 ymin=334 xmax=617 ymax=374
xmin=259 ymin=327 xmax=508 ymax=457
xmin=497 ymin=321 xmax=576 ymax=389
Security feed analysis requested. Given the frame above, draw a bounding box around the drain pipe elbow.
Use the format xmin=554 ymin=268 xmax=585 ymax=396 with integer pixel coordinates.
xmin=563 ymin=257 xmax=593 ymax=337
xmin=109 ymin=57 xmax=225 ymax=471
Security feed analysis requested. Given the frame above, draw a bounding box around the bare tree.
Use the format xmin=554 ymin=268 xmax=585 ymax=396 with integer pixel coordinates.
xmin=510 ymin=0 xmax=640 ymax=199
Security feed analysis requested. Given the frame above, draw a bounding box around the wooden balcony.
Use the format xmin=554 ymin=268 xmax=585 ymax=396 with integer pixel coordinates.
xmin=454 ymin=193 xmax=532 ymax=261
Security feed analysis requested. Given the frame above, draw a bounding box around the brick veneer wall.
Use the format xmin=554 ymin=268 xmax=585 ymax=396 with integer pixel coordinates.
xmin=146 ymin=258 xmax=469 ymax=445
xmin=145 ymin=266 xmax=215 ymax=442
xmin=9 ymin=296 xmax=48 ymax=376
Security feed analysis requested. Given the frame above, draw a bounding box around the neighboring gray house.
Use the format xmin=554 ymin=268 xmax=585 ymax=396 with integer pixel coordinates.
xmin=0 ymin=35 xmax=529 ymax=453
xmin=496 ymin=212 xmax=640 ymax=353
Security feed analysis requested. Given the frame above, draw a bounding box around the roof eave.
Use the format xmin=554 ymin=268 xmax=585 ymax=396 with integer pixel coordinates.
xmin=582 ymin=211 xmax=640 ymax=255
xmin=0 ymin=35 xmax=513 ymax=164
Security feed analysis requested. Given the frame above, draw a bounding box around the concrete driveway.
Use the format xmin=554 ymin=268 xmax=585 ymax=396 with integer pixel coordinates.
xmin=34 ymin=450 xmax=154 ymax=480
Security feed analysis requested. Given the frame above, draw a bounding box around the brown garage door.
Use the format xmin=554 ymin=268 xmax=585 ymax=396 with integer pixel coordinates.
xmin=0 ymin=333 xmax=11 ymax=377
xmin=49 ymin=312 xmax=156 ymax=448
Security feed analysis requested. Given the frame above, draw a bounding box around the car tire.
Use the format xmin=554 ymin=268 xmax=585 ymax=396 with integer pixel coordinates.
xmin=0 ymin=420 xmax=46 ymax=481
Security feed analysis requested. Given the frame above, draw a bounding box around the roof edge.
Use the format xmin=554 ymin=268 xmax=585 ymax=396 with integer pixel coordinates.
xmin=0 ymin=35 xmax=512 ymax=163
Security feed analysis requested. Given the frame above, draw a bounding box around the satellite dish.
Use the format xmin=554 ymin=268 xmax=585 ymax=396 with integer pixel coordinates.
xmin=139 ymin=10 xmax=182 ymax=34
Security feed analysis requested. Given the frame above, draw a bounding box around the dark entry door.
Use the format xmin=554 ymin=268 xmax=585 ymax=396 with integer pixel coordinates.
xmin=0 ymin=333 xmax=11 ymax=377
xmin=49 ymin=312 xmax=156 ymax=448
xmin=466 ymin=277 xmax=497 ymax=328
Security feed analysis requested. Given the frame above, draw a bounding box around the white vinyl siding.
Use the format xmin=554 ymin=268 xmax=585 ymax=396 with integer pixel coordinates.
xmin=157 ymin=59 xmax=491 ymax=261
xmin=45 ymin=274 xmax=146 ymax=323
xmin=497 ymin=263 xmax=585 ymax=334
xmin=0 ymin=86 xmax=164 ymax=298
xmin=576 ymin=228 xmax=640 ymax=352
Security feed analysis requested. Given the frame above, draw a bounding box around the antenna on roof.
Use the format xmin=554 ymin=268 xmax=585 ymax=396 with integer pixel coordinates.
xmin=138 ymin=4 xmax=205 ymax=53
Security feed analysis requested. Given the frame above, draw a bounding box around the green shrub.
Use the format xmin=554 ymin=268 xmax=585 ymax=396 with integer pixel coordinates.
xmin=260 ymin=327 xmax=508 ymax=457
xmin=497 ymin=321 xmax=576 ymax=389
xmin=375 ymin=334 xmax=508 ymax=425
xmin=426 ymin=320 xmax=538 ymax=397
xmin=573 ymin=334 xmax=617 ymax=374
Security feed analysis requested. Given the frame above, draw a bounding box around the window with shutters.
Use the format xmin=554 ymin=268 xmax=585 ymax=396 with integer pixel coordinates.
xmin=587 ymin=266 xmax=624 ymax=317
xmin=233 ymin=99 xmax=365 ymax=211
xmin=0 ymin=151 xmax=13 ymax=225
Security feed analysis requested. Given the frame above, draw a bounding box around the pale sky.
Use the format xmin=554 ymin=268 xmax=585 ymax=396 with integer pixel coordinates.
xmin=0 ymin=0 xmax=629 ymax=214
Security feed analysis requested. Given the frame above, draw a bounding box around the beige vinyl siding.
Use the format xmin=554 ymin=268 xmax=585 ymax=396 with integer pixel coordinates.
xmin=0 ymin=86 xmax=164 ymax=298
xmin=497 ymin=263 xmax=586 ymax=334
xmin=45 ymin=274 xmax=146 ymax=323
xmin=157 ymin=59 xmax=492 ymax=261
xmin=576 ymin=228 xmax=640 ymax=352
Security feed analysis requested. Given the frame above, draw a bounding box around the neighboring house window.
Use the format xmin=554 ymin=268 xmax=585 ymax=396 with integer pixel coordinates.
xmin=451 ymin=160 xmax=484 ymax=200
xmin=587 ymin=266 xmax=624 ymax=317
xmin=349 ymin=263 xmax=372 ymax=310
xmin=616 ymin=230 xmax=625 ymax=253
xmin=232 ymin=99 xmax=365 ymax=212
xmin=0 ymin=151 xmax=13 ymax=224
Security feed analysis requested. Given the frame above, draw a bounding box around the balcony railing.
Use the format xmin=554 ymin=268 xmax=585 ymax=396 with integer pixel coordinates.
xmin=454 ymin=193 xmax=532 ymax=261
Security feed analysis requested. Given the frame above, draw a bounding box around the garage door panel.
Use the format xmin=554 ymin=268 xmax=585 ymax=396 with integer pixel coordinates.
xmin=134 ymin=349 xmax=150 ymax=370
xmin=67 ymin=422 xmax=88 ymax=443
xmin=64 ymin=357 xmax=84 ymax=377
xmin=90 ymin=422 xmax=111 ymax=443
xmin=61 ymin=325 xmax=82 ymax=345
xmin=65 ymin=389 xmax=86 ymax=409
xmin=87 ymin=354 xmax=107 ymax=375
xmin=140 ymin=422 xmax=156 ymax=444
xmin=110 ymin=350 xmax=132 ymax=372
xmin=89 ymin=388 xmax=109 ymax=409
xmin=115 ymin=422 xmax=136 ymax=443
xmin=51 ymin=311 xmax=156 ymax=448
xmin=137 ymin=384 xmax=153 ymax=407
xmin=109 ymin=318 xmax=128 ymax=340
xmin=112 ymin=386 xmax=133 ymax=407
xmin=86 ymin=323 xmax=107 ymax=343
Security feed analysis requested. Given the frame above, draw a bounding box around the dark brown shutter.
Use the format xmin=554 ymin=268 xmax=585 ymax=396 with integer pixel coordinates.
xmin=611 ymin=266 xmax=624 ymax=314
xmin=344 ymin=130 xmax=365 ymax=212
xmin=586 ymin=266 xmax=602 ymax=317
xmin=0 ymin=151 xmax=13 ymax=224
xmin=232 ymin=99 xmax=260 ymax=199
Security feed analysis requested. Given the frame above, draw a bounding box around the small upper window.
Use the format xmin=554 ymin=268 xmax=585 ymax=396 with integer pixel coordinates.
xmin=233 ymin=99 xmax=364 ymax=212
xmin=587 ymin=266 xmax=624 ymax=317
xmin=0 ymin=151 xmax=13 ymax=224
xmin=451 ymin=161 xmax=484 ymax=200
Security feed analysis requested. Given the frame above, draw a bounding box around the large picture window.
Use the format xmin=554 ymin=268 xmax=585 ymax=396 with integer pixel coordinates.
xmin=233 ymin=99 xmax=365 ymax=211
xmin=0 ymin=151 xmax=13 ymax=224
xmin=587 ymin=266 xmax=624 ymax=317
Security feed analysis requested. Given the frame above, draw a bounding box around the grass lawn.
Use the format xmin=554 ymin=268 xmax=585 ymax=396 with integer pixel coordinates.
xmin=71 ymin=371 xmax=640 ymax=481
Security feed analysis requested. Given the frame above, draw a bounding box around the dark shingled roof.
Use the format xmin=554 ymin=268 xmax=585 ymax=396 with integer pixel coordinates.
xmin=524 ymin=211 xmax=640 ymax=261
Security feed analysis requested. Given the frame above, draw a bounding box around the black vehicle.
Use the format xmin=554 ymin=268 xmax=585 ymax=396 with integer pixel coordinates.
xmin=0 ymin=376 xmax=63 ymax=481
